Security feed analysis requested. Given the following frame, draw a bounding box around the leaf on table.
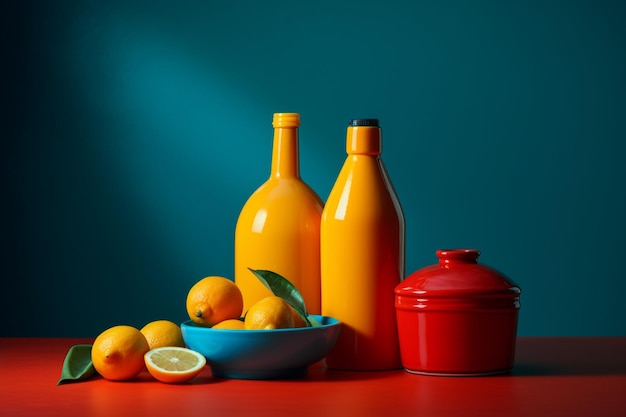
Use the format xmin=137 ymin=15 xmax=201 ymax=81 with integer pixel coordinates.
xmin=248 ymin=268 xmax=311 ymax=327
xmin=57 ymin=344 xmax=96 ymax=385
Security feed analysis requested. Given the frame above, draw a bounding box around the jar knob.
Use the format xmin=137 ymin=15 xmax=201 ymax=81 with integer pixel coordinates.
xmin=436 ymin=249 xmax=480 ymax=267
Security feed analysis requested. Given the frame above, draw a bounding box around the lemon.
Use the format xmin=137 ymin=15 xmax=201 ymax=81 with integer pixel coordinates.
xmin=212 ymin=319 xmax=246 ymax=330
xmin=144 ymin=347 xmax=206 ymax=383
xmin=244 ymin=296 xmax=295 ymax=330
xmin=186 ymin=276 xmax=244 ymax=327
xmin=91 ymin=325 xmax=150 ymax=381
xmin=140 ymin=320 xmax=185 ymax=350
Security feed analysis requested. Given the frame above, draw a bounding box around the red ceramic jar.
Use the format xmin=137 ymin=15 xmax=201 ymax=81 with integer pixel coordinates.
xmin=395 ymin=249 xmax=521 ymax=376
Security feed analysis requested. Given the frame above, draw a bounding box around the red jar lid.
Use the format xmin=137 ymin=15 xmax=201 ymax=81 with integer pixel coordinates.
xmin=396 ymin=249 xmax=521 ymax=298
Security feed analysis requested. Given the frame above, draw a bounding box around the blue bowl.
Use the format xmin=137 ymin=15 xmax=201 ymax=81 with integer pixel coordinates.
xmin=181 ymin=315 xmax=341 ymax=379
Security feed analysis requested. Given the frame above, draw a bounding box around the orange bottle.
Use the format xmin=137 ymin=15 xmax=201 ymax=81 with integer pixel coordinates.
xmin=234 ymin=113 xmax=323 ymax=314
xmin=321 ymin=119 xmax=405 ymax=370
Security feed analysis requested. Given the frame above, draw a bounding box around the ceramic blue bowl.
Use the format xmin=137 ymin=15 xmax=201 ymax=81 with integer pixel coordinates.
xmin=181 ymin=315 xmax=341 ymax=380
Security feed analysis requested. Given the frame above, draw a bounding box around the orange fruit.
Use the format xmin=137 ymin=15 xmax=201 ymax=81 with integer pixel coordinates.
xmin=91 ymin=325 xmax=150 ymax=381
xmin=140 ymin=320 xmax=185 ymax=349
xmin=244 ymin=296 xmax=295 ymax=330
xmin=144 ymin=347 xmax=206 ymax=383
xmin=186 ymin=276 xmax=244 ymax=327
xmin=212 ymin=318 xmax=246 ymax=330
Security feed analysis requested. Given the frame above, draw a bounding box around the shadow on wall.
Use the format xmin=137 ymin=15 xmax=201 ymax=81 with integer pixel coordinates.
xmin=3 ymin=0 xmax=626 ymax=337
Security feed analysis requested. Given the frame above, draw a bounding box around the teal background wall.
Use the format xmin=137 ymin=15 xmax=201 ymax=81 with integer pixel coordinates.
xmin=3 ymin=0 xmax=625 ymax=337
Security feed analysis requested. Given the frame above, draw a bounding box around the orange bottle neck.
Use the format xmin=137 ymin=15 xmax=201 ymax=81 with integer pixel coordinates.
xmin=271 ymin=127 xmax=300 ymax=178
xmin=346 ymin=125 xmax=381 ymax=155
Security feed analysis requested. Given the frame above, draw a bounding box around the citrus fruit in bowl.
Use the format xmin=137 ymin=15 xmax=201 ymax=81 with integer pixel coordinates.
xmin=186 ymin=276 xmax=244 ymax=327
xmin=181 ymin=315 xmax=340 ymax=380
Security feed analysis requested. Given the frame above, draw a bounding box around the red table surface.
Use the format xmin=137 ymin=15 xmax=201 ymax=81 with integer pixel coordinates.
xmin=1 ymin=337 xmax=625 ymax=417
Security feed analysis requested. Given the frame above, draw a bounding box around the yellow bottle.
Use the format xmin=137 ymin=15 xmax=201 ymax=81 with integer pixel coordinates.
xmin=321 ymin=119 xmax=405 ymax=370
xmin=234 ymin=113 xmax=323 ymax=314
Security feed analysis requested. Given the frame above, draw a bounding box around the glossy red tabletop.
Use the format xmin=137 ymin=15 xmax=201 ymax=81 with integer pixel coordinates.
xmin=1 ymin=337 xmax=625 ymax=417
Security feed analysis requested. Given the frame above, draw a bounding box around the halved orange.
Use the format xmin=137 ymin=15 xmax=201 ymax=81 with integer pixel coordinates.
xmin=144 ymin=347 xmax=206 ymax=383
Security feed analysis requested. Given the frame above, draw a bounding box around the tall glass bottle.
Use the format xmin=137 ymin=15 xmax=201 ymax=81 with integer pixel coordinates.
xmin=235 ymin=113 xmax=323 ymax=314
xmin=321 ymin=119 xmax=405 ymax=370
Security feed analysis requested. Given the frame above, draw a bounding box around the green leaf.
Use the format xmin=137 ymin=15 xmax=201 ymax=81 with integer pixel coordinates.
xmin=291 ymin=306 xmax=312 ymax=327
xmin=247 ymin=268 xmax=311 ymax=326
xmin=307 ymin=316 xmax=323 ymax=327
xmin=57 ymin=344 xmax=96 ymax=385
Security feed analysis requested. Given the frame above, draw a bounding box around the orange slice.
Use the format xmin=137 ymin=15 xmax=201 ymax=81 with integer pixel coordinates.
xmin=144 ymin=347 xmax=206 ymax=383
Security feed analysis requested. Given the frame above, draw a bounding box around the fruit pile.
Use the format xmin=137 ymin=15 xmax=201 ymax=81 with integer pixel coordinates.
xmin=186 ymin=275 xmax=308 ymax=330
xmin=90 ymin=321 xmax=205 ymax=384
xmin=59 ymin=269 xmax=313 ymax=385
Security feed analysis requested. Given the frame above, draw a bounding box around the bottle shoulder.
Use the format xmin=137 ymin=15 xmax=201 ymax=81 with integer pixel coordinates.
xmin=237 ymin=177 xmax=323 ymax=224
xmin=323 ymin=157 xmax=402 ymax=221
xmin=246 ymin=177 xmax=322 ymax=202
xmin=327 ymin=158 xmax=397 ymax=198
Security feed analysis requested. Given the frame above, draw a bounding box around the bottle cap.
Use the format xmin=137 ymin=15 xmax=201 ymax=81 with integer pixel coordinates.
xmin=273 ymin=113 xmax=300 ymax=128
xmin=349 ymin=119 xmax=379 ymax=127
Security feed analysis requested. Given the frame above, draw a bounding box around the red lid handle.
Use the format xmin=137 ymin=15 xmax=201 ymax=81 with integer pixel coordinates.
xmin=436 ymin=249 xmax=480 ymax=266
